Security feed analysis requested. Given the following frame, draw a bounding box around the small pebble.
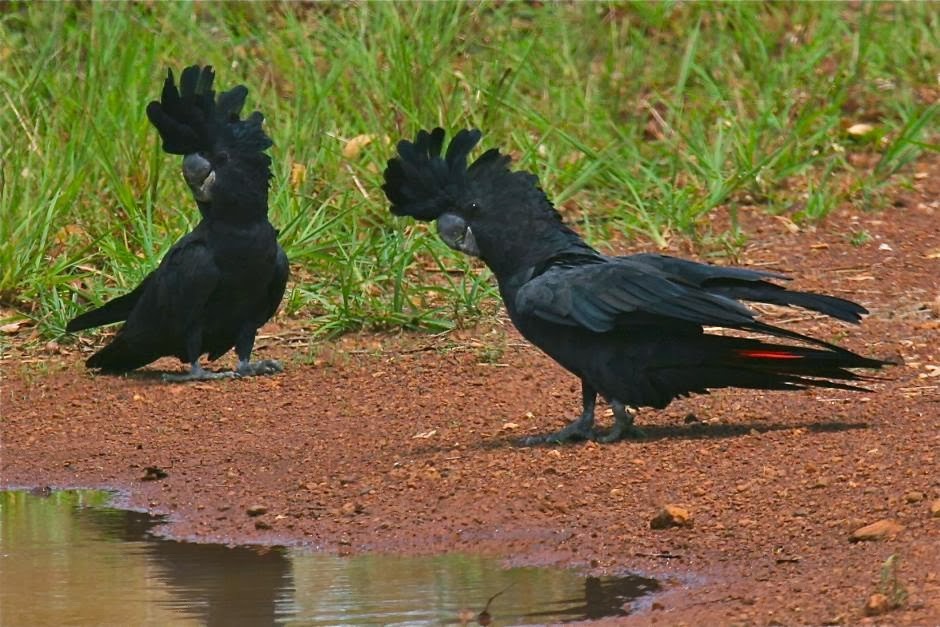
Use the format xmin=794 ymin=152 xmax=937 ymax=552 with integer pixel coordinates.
xmin=246 ymin=504 xmax=267 ymax=517
xmin=650 ymin=505 xmax=693 ymax=529
xmin=850 ymin=519 xmax=904 ymax=542
xmin=864 ymin=593 xmax=889 ymax=616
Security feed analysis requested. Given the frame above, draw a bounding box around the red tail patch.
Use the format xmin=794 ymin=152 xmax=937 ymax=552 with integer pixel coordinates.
xmin=737 ymin=349 xmax=804 ymax=360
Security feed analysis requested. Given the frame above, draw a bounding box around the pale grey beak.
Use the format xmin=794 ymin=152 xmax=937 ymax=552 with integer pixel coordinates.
xmin=437 ymin=212 xmax=480 ymax=257
xmin=182 ymin=153 xmax=215 ymax=202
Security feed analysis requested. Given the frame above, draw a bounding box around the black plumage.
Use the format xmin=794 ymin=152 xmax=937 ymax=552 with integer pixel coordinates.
xmin=383 ymin=128 xmax=888 ymax=443
xmin=67 ymin=65 xmax=288 ymax=381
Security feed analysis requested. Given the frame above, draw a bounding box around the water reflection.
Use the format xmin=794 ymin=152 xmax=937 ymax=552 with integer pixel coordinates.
xmin=0 ymin=490 xmax=658 ymax=625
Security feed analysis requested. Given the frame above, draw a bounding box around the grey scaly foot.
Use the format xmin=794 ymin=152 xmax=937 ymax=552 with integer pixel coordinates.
xmin=521 ymin=419 xmax=597 ymax=445
xmin=596 ymin=402 xmax=646 ymax=443
xmin=162 ymin=362 xmax=234 ymax=382
xmin=596 ymin=422 xmax=647 ymax=443
xmin=521 ymin=381 xmax=599 ymax=445
xmin=234 ymin=358 xmax=283 ymax=378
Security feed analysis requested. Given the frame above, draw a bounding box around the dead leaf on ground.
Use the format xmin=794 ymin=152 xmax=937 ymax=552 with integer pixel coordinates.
xmin=290 ymin=162 xmax=306 ymax=189
xmin=1 ymin=321 xmax=29 ymax=335
xmin=847 ymin=122 xmax=875 ymax=137
xmin=343 ymin=134 xmax=374 ymax=159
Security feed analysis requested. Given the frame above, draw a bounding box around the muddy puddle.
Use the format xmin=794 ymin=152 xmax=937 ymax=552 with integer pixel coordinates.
xmin=0 ymin=489 xmax=659 ymax=625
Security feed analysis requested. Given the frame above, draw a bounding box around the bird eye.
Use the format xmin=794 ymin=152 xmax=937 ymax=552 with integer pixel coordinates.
xmin=468 ymin=201 xmax=480 ymax=213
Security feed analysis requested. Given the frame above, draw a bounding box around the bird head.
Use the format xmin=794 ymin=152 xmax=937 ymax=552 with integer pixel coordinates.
xmin=382 ymin=128 xmax=583 ymax=276
xmin=146 ymin=65 xmax=273 ymax=218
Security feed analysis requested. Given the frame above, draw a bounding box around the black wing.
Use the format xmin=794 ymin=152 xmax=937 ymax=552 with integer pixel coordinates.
xmin=262 ymin=246 xmax=289 ymax=323
xmin=514 ymin=258 xmax=850 ymax=351
xmin=85 ymin=235 xmax=221 ymax=371
xmin=627 ymin=253 xmax=868 ymax=323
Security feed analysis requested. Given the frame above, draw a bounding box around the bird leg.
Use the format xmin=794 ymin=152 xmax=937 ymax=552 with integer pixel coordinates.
xmin=597 ymin=400 xmax=646 ymax=442
xmin=233 ymin=330 xmax=283 ymax=378
xmin=162 ymin=361 xmax=234 ymax=382
xmin=521 ymin=382 xmax=597 ymax=445
xmin=234 ymin=358 xmax=283 ymax=377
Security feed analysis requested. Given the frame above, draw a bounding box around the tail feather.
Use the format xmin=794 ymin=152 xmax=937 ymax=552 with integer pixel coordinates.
xmin=66 ymin=276 xmax=151 ymax=333
xmin=647 ymin=336 xmax=888 ymax=407
xmin=66 ymin=298 xmax=131 ymax=333
xmin=85 ymin=336 xmax=157 ymax=372
xmin=713 ymin=285 xmax=868 ymax=324
xmin=627 ymin=253 xmax=869 ymax=324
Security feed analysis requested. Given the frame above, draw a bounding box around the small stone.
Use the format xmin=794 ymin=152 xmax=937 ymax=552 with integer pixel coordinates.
xmin=864 ymin=593 xmax=890 ymax=616
xmin=246 ymin=504 xmax=267 ymax=517
xmin=850 ymin=519 xmax=904 ymax=542
xmin=650 ymin=505 xmax=693 ymax=529
xmin=141 ymin=466 xmax=168 ymax=481
xmin=254 ymin=519 xmax=272 ymax=530
xmin=904 ymin=491 xmax=924 ymax=503
xmin=930 ymin=499 xmax=940 ymax=518
xmin=342 ymin=501 xmax=364 ymax=516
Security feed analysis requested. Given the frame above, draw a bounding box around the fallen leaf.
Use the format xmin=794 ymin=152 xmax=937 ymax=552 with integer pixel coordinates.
xmin=343 ymin=134 xmax=374 ymax=159
xmin=412 ymin=429 xmax=437 ymax=439
xmin=847 ymin=122 xmax=875 ymax=136
xmin=1 ymin=321 xmax=27 ymax=335
xmin=289 ymin=162 xmax=306 ymax=189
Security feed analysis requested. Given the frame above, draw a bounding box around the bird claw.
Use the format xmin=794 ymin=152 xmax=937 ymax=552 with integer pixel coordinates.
xmin=520 ymin=423 xmax=595 ymax=446
xmin=595 ymin=423 xmax=647 ymax=443
xmin=162 ymin=368 xmax=234 ymax=383
xmin=234 ymin=359 xmax=283 ymax=378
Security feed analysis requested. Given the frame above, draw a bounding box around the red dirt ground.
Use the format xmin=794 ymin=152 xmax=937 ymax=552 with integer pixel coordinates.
xmin=3 ymin=157 xmax=939 ymax=625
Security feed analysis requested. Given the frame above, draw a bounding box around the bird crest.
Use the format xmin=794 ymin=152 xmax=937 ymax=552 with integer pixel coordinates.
xmin=146 ymin=65 xmax=273 ymax=157
xmin=382 ymin=127 xmax=525 ymax=221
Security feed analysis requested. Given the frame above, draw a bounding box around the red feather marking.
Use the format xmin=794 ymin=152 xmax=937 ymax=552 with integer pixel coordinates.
xmin=737 ymin=349 xmax=804 ymax=360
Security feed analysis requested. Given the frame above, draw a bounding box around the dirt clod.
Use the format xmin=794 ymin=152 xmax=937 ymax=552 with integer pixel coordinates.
xmin=141 ymin=466 xmax=168 ymax=481
xmin=650 ymin=505 xmax=693 ymax=529
xmin=930 ymin=500 xmax=940 ymax=518
xmin=864 ymin=593 xmax=890 ymax=616
xmin=904 ymin=490 xmax=925 ymax=503
xmin=246 ymin=504 xmax=267 ymax=517
xmin=850 ymin=519 xmax=904 ymax=542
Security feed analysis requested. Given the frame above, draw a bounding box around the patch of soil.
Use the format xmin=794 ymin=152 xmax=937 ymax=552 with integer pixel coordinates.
xmin=3 ymin=158 xmax=939 ymax=624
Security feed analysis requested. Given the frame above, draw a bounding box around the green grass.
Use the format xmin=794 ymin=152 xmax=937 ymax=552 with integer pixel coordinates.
xmin=1 ymin=1 xmax=936 ymax=338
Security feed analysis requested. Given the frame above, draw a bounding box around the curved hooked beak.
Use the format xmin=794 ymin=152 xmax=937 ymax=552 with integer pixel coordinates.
xmin=182 ymin=153 xmax=216 ymax=202
xmin=437 ymin=213 xmax=480 ymax=257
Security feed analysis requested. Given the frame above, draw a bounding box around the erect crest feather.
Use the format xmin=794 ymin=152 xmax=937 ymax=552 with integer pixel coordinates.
xmin=383 ymin=128 xmax=520 ymax=221
xmin=145 ymin=64 xmax=272 ymax=156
